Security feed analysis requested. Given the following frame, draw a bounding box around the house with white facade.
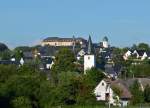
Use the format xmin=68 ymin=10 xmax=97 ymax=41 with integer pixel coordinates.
xmin=123 ymin=50 xmax=132 ymax=60
xmin=123 ymin=50 xmax=150 ymax=60
xmin=94 ymin=79 xmax=117 ymax=105
xmin=94 ymin=79 xmax=132 ymax=107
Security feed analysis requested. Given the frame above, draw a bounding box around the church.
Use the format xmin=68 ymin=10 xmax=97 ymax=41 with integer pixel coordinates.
xmin=83 ymin=35 xmax=110 ymax=74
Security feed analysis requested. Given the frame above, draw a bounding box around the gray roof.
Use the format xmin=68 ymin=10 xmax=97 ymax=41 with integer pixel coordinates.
xmin=0 ymin=60 xmax=20 ymax=65
xmin=103 ymin=36 xmax=108 ymax=42
xmin=23 ymin=52 xmax=34 ymax=59
xmin=105 ymin=64 xmax=122 ymax=76
xmin=87 ymin=35 xmax=94 ymax=54
xmin=43 ymin=37 xmax=87 ymax=42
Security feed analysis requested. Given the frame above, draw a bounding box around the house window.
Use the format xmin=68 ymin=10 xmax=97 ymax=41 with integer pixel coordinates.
xmin=102 ymin=83 xmax=104 ymax=86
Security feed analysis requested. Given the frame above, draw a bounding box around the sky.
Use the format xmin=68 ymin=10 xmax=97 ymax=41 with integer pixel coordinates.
xmin=0 ymin=0 xmax=150 ymax=48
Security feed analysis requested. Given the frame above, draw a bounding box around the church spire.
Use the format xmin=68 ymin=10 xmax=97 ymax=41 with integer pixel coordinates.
xmin=87 ymin=35 xmax=93 ymax=54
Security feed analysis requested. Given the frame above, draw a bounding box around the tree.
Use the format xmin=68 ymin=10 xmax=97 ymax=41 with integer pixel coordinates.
xmin=84 ymin=68 xmax=105 ymax=88
xmin=111 ymin=47 xmax=125 ymax=66
xmin=14 ymin=46 xmax=33 ymax=52
xmin=11 ymin=96 xmax=32 ymax=108
xmin=144 ymin=84 xmax=150 ymax=102
xmin=130 ymin=80 xmax=144 ymax=105
xmin=0 ymin=50 xmax=11 ymax=60
xmin=131 ymin=44 xmax=137 ymax=50
xmin=52 ymin=48 xmax=76 ymax=73
xmin=14 ymin=50 xmax=23 ymax=61
xmin=137 ymin=43 xmax=149 ymax=51
xmin=51 ymin=48 xmax=76 ymax=85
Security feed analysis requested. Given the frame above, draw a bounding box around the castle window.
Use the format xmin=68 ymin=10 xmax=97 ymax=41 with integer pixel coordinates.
xmin=88 ymin=57 xmax=90 ymax=60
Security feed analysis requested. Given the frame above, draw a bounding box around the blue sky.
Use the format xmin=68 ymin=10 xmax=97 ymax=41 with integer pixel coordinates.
xmin=0 ymin=0 xmax=150 ymax=48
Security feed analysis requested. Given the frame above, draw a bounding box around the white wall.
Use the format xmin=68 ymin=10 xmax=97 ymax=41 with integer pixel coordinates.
xmin=103 ymin=41 xmax=108 ymax=48
xmin=84 ymin=55 xmax=95 ymax=74
xmin=94 ymin=80 xmax=115 ymax=104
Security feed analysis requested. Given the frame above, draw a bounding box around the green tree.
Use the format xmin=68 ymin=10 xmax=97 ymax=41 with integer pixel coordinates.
xmin=84 ymin=68 xmax=105 ymax=88
xmin=11 ymin=96 xmax=32 ymax=108
xmin=137 ymin=43 xmax=149 ymax=51
xmin=51 ymin=48 xmax=76 ymax=85
xmin=130 ymin=80 xmax=144 ymax=105
xmin=144 ymin=84 xmax=150 ymax=102
xmin=0 ymin=50 xmax=11 ymax=60
xmin=52 ymin=48 xmax=76 ymax=73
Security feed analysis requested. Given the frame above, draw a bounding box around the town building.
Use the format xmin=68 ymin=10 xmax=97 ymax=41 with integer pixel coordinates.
xmin=94 ymin=79 xmax=132 ymax=107
xmin=100 ymin=36 xmax=109 ymax=49
xmin=84 ymin=36 xmax=95 ymax=73
xmin=41 ymin=37 xmax=87 ymax=47
xmin=123 ymin=50 xmax=150 ymax=60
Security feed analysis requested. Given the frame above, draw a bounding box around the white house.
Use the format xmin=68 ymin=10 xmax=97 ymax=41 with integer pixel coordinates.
xmin=123 ymin=50 xmax=132 ymax=60
xmin=141 ymin=52 xmax=148 ymax=60
xmin=46 ymin=61 xmax=54 ymax=70
xmin=94 ymin=80 xmax=116 ymax=104
xmin=94 ymin=79 xmax=132 ymax=107
xmin=124 ymin=50 xmax=150 ymax=60
xmin=77 ymin=49 xmax=86 ymax=60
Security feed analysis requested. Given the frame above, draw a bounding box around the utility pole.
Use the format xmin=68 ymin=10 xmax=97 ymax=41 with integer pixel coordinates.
xmin=108 ymin=82 xmax=111 ymax=108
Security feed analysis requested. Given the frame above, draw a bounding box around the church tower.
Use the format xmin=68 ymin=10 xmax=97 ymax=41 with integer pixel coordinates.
xmin=102 ymin=36 xmax=109 ymax=48
xmin=84 ymin=35 xmax=95 ymax=74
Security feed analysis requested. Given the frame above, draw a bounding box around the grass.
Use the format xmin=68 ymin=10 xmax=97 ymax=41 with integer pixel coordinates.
xmin=57 ymin=105 xmax=150 ymax=108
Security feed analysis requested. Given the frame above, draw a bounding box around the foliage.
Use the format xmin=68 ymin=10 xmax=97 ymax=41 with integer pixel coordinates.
xmin=130 ymin=80 xmax=144 ymax=105
xmin=137 ymin=43 xmax=150 ymax=51
xmin=0 ymin=50 xmax=11 ymax=60
xmin=11 ymin=96 xmax=32 ymax=108
xmin=14 ymin=50 xmax=23 ymax=61
xmin=14 ymin=46 xmax=34 ymax=52
xmin=144 ymin=84 xmax=150 ymax=102
xmin=51 ymin=48 xmax=76 ymax=85
xmin=129 ymin=64 xmax=150 ymax=77
xmin=84 ymin=68 xmax=105 ymax=88
xmin=111 ymin=47 xmax=125 ymax=66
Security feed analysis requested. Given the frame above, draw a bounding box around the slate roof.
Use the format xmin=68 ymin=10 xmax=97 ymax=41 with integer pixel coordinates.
xmin=146 ymin=51 xmax=150 ymax=57
xmin=43 ymin=37 xmax=87 ymax=42
xmin=0 ymin=60 xmax=20 ymax=65
xmin=23 ymin=52 xmax=34 ymax=59
xmin=136 ymin=50 xmax=145 ymax=56
xmin=105 ymin=64 xmax=122 ymax=76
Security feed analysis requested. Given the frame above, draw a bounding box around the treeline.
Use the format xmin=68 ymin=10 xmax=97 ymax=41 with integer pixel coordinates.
xmin=0 ymin=48 xmax=105 ymax=108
